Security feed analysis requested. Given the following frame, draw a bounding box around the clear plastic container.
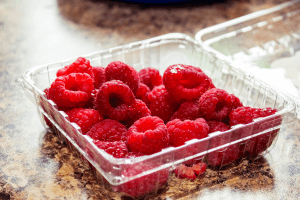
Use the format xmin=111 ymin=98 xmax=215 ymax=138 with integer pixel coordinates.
xmin=15 ymin=33 xmax=297 ymax=198
xmin=195 ymin=0 xmax=300 ymax=98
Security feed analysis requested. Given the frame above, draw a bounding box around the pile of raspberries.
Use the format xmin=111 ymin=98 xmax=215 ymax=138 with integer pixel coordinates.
xmin=44 ymin=57 xmax=280 ymax=196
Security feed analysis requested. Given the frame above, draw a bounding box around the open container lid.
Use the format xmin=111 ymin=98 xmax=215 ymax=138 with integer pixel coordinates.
xmin=195 ymin=0 xmax=300 ymax=101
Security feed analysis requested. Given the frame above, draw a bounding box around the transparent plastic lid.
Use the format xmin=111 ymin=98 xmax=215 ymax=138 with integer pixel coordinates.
xmin=195 ymin=0 xmax=300 ymax=98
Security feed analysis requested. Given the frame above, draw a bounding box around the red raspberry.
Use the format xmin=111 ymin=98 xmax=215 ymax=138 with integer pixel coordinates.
xmin=229 ymin=107 xmax=277 ymax=126
xmin=163 ymin=64 xmax=215 ymax=103
xmin=95 ymin=80 xmax=136 ymax=121
xmin=65 ymin=108 xmax=103 ymax=134
xmin=148 ymin=85 xmax=178 ymax=122
xmin=207 ymin=121 xmax=230 ymax=133
xmin=57 ymin=57 xmax=94 ymax=78
xmin=192 ymin=162 xmax=207 ymax=176
xmin=92 ymin=66 xmax=106 ymax=89
xmin=135 ymin=83 xmax=150 ymax=107
xmin=127 ymin=116 xmax=168 ymax=155
xmin=229 ymin=106 xmax=280 ymax=158
xmin=207 ymin=140 xmax=242 ymax=167
xmin=138 ymin=67 xmax=162 ymax=90
xmin=44 ymin=88 xmax=49 ymax=97
xmin=170 ymin=102 xmax=200 ymax=121
xmin=125 ymin=152 xmax=145 ymax=158
xmin=87 ymin=119 xmax=127 ymax=142
xmin=48 ymin=73 xmax=94 ymax=109
xmin=166 ymin=118 xmax=209 ymax=147
xmin=206 ymin=121 xmax=240 ymax=167
xmin=174 ymin=164 xmax=196 ymax=180
xmin=105 ymin=61 xmax=140 ymax=94
xmin=93 ymin=140 xmax=128 ymax=158
xmin=199 ymin=88 xmax=243 ymax=122
xmin=118 ymin=164 xmax=169 ymax=197
xmin=121 ymin=99 xmax=151 ymax=128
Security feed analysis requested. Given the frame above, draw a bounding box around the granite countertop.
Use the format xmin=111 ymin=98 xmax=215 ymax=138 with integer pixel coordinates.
xmin=1 ymin=0 xmax=300 ymax=199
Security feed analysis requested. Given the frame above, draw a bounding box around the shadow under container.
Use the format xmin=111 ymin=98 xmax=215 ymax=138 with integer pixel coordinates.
xmin=16 ymin=33 xmax=297 ymax=198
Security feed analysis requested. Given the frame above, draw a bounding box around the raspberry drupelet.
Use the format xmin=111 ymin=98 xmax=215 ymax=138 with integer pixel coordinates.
xmin=163 ymin=64 xmax=215 ymax=103
xmin=95 ymin=80 xmax=136 ymax=121
xmin=48 ymin=73 xmax=94 ymax=109
xmin=127 ymin=116 xmax=169 ymax=155
xmin=105 ymin=61 xmax=140 ymax=94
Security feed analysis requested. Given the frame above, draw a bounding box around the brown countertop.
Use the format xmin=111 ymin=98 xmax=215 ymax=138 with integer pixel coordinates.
xmin=1 ymin=0 xmax=299 ymax=199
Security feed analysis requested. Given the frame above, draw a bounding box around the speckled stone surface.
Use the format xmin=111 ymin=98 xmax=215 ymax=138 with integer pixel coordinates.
xmin=1 ymin=0 xmax=300 ymax=199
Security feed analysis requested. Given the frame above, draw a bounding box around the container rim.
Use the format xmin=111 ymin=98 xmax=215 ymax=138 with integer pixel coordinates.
xmin=195 ymin=0 xmax=299 ymax=46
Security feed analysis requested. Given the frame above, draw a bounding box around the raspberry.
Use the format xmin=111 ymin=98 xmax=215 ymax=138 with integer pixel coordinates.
xmin=118 ymin=164 xmax=169 ymax=197
xmin=207 ymin=121 xmax=230 ymax=133
xmin=87 ymin=119 xmax=127 ymax=142
xmin=148 ymin=85 xmax=178 ymax=122
xmin=127 ymin=116 xmax=168 ymax=155
xmin=192 ymin=162 xmax=207 ymax=176
xmin=57 ymin=57 xmax=94 ymax=78
xmin=44 ymin=88 xmax=49 ymax=97
xmin=206 ymin=120 xmax=240 ymax=167
xmin=166 ymin=118 xmax=209 ymax=147
xmin=93 ymin=140 xmax=128 ymax=158
xmin=92 ymin=66 xmax=106 ymax=89
xmin=48 ymin=73 xmax=94 ymax=109
xmin=170 ymin=102 xmax=200 ymax=121
xmin=105 ymin=61 xmax=140 ymax=94
xmin=121 ymin=99 xmax=151 ymax=128
xmin=138 ymin=67 xmax=162 ymax=90
xmin=199 ymin=88 xmax=243 ymax=122
xmin=135 ymin=83 xmax=150 ymax=106
xmin=125 ymin=152 xmax=145 ymax=158
xmin=174 ymin=162 xmax=206 ymax=180
xmin=229 ymin=107 xmax=277 ymax=126
xmin=65 ymin=108 xmax=103 ymax=134
xmin=229 ymin=106 xmax=280 ymax=158
xmin=163 ymin=64 xmax=215 ymax=103
xmin=95 ymin=80 xmax=136 ymax=121
xmin=207 ymin=141 xmax=242 ymax=167
xmin=174 ymin=164 xmax=196 ymax=180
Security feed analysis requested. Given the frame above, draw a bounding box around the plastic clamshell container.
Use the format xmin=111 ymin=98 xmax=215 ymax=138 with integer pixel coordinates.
xmin=16 ymin=33 xmax=297 ymax=198
xmin=195 ymin=0 xmax=300 ymax=69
